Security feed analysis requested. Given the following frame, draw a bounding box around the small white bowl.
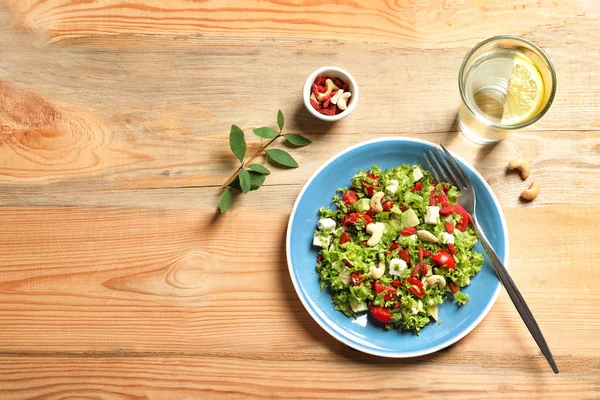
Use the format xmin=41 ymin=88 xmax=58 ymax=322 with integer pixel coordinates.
xmin=303 ymin=66 xmax=359 ymax=122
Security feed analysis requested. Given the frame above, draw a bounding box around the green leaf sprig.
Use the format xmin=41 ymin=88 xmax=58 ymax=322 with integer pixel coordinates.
xmin=219 ymin=110 xmax=311 ymax=213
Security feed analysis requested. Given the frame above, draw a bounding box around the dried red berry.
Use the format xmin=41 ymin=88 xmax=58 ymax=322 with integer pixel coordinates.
xmin=315 ymin=74 xmax=325 ymax=86
xmin=342 ymin=81 xmax=349 ymax=91
xmin=310 ymin=98 xmax=321 ymax=111
xmin=334 ymin=78 xmax=343 ymax=88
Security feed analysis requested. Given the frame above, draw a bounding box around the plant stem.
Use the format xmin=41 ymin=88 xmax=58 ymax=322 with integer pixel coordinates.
xmin=220 ymin=134 xmax=281 ymax=190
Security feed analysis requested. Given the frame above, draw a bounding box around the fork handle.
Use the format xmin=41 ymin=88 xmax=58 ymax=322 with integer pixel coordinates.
xmin=472 ymin=219 xmax=559 ymax=374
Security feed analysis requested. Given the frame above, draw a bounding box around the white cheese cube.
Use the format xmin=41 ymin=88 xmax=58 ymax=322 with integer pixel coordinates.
xmin=425 ymin=206 xmax=440 ymax=224
xmin=389 ymin=258 xmax=407 ymax=276
xmin=438 ymin=232 xmax=455 ymax=244
xmin=318 ymin=218 xmax=336 ymax=232
xmin=413 ymin=167 xmax=424 ymax=181
xmin=385 ymin=179 xmax=399 ymax=195
xmin=312 ymin=234 xmax=330 ymax=248
xmin=411 ymin=300 xmax=423 ymax=315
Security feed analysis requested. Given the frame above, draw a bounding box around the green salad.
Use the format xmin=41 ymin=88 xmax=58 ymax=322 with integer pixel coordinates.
xmin=313 ymin=164 xmax=484 ymax=333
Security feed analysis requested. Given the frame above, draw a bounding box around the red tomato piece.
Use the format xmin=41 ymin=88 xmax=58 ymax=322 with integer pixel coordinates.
xmin=400 ymin=227 xmax=417 ymax=236
xmin=453 ymin=204 xmax=471 ymax=232
xmin=351 ymin=273 xmax=363 ymax=286
xmin=391 ymin=279 xmax=402 ymax=288
xmin=422 ymin=249 xmax=432 ymax=258
xmin=405 ymin=277 xmax=425 ymax=298
xmin=341 ymin=190 xmax=359 ymax=205
xmin=429 ymin=187 xmax=449 ymax=207
xmin=369 ymin=305 xmax=393 ymax=324
xmin=445 ymin=221 xmax=454 ymax=234
xmin=382 ymin=201 xmax=394 ymax=212
xmin=339 ymin=232 xmax=351 ymax=244
xmin=374 ymin=281 xmax=396 ymax=301
xmin=431 ymin=250 xmax=456 ymax=269
xmin=411 ymin=182 xmax=423 ymax=192
xmin=362 ymin=173 xmax=379 ymax=196
xmin=439 ymin=204 xmax=454 ymax=215
xmin=341 ymin=213 xmax=373 ymax=226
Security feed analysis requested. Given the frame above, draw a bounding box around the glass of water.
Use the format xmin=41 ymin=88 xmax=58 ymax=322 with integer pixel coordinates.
xmin=458 ymin=36 xmax=556 ymax=144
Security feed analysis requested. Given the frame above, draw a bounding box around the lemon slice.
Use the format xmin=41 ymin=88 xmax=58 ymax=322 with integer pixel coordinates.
xmin=501 ymin=57 xmax=544 ymax=125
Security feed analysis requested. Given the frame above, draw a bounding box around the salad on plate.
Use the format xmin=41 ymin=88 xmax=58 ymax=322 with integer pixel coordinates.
xmin=313 ymin=164 xmax=484 ymax=333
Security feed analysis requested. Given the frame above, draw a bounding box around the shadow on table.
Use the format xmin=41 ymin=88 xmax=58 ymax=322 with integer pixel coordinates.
xmin=290 ymin=103 xmax=336 ymax=135
xmin=276 ymin=235 xmax=449 ymax=366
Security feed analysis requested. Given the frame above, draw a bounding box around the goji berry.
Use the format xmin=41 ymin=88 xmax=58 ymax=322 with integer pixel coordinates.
xmin=310 ymin=98 xmax=321 ymax=111
xmin=448 ymin=281 xmax=458 ymax=294
xmin=335 ymin=107 xmax=342 ymax=115
xmin=399 ymin=203 xmax=408 ymax=212
xmin=447 ymin=243 xmax=457 ymax=255
xmin=311 ymin=83 xmax=320 ymax=98
xmin=320 ymin=107 xmax=336 ymax=116
xmin=418 ymin=246 xmax=424 ymax=260
xmin=322 ymin=98 xmax=331 ymax=108
xmin=342 ymin=81 xmax=349 ymax=91
xmin=411 ymin=182 xmax=423 ymax=192
xmin=411 ymin=262 xmax=429 ymax=278
xmin=398 ymin=248 xmax=410 ymax=265
xmin=317 ymin=83 xmax=327 ymax=92
xmin=401 ymin=227 xmax=417 ymax=236
xmin=386 ymin=242 xmax=400 ymax=256
xmin=317 ymin=254 xmax=323 ymax=262
xmin=334 ymin=78 xmax=344 ymax=88
xmin=361 ymin=240 xmax=367 ymax=246
xmin=445 ymin=221 xmax=454 ymax=234
xmin=391 ymin=279 xmax=402 ymax=288
xmin=422 ymin=249 xmax=432 ymax=258
xmin=315 ymin=74 xmax=325 ymax=86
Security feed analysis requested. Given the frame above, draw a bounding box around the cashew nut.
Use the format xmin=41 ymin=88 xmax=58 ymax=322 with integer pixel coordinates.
xmin=370 ymin=191 xmax=385 ymax=213
xmin=330 ymin=89 xmax=344 ymax=105
xmin=426 ymin=275 xmax=446 ymax=289
xmin=521 ymin=181 xmax=540 ymax=201
xmin=365 ymin=222 xmax=385 ymax=246
xmin=316 ymin=78 xmax=340 ymax=101
xmin=417 ymin=230 xmax=439 ymax=243
xmin=336 ymin=92 xmax=352 ymax=110
xmin=369 ymin=261 xmax=385 ymax=279
xmin=508 ymin=158 xmax=530 ymax=180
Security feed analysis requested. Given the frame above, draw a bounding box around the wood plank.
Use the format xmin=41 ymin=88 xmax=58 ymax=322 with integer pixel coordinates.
xmin=0 ymin=204 xmax=597 ymax=357
xmin=0 ymin=355 xmax=597 ymax=400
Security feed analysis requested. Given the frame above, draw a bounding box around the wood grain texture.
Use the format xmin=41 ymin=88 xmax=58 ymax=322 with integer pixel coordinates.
xmin=0 ymin=0 xmax=598 ymax=399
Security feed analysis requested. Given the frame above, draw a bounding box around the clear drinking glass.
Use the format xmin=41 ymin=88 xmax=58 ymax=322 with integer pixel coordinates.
xmin=458 ymin=36 xmax=557 ymax=144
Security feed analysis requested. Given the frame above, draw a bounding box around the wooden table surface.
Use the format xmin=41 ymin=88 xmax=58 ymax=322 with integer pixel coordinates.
xmin=0 ymin=1 xmax=599 ymax=399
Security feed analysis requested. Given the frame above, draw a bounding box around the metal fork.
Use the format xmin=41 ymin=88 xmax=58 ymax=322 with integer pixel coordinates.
xmin=424 ymin=144 xmax=559 ymax=374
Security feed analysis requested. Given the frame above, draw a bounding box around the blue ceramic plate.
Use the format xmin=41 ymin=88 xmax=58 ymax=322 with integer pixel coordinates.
xmin=286 ymin=138 xmax=508 ymax=357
